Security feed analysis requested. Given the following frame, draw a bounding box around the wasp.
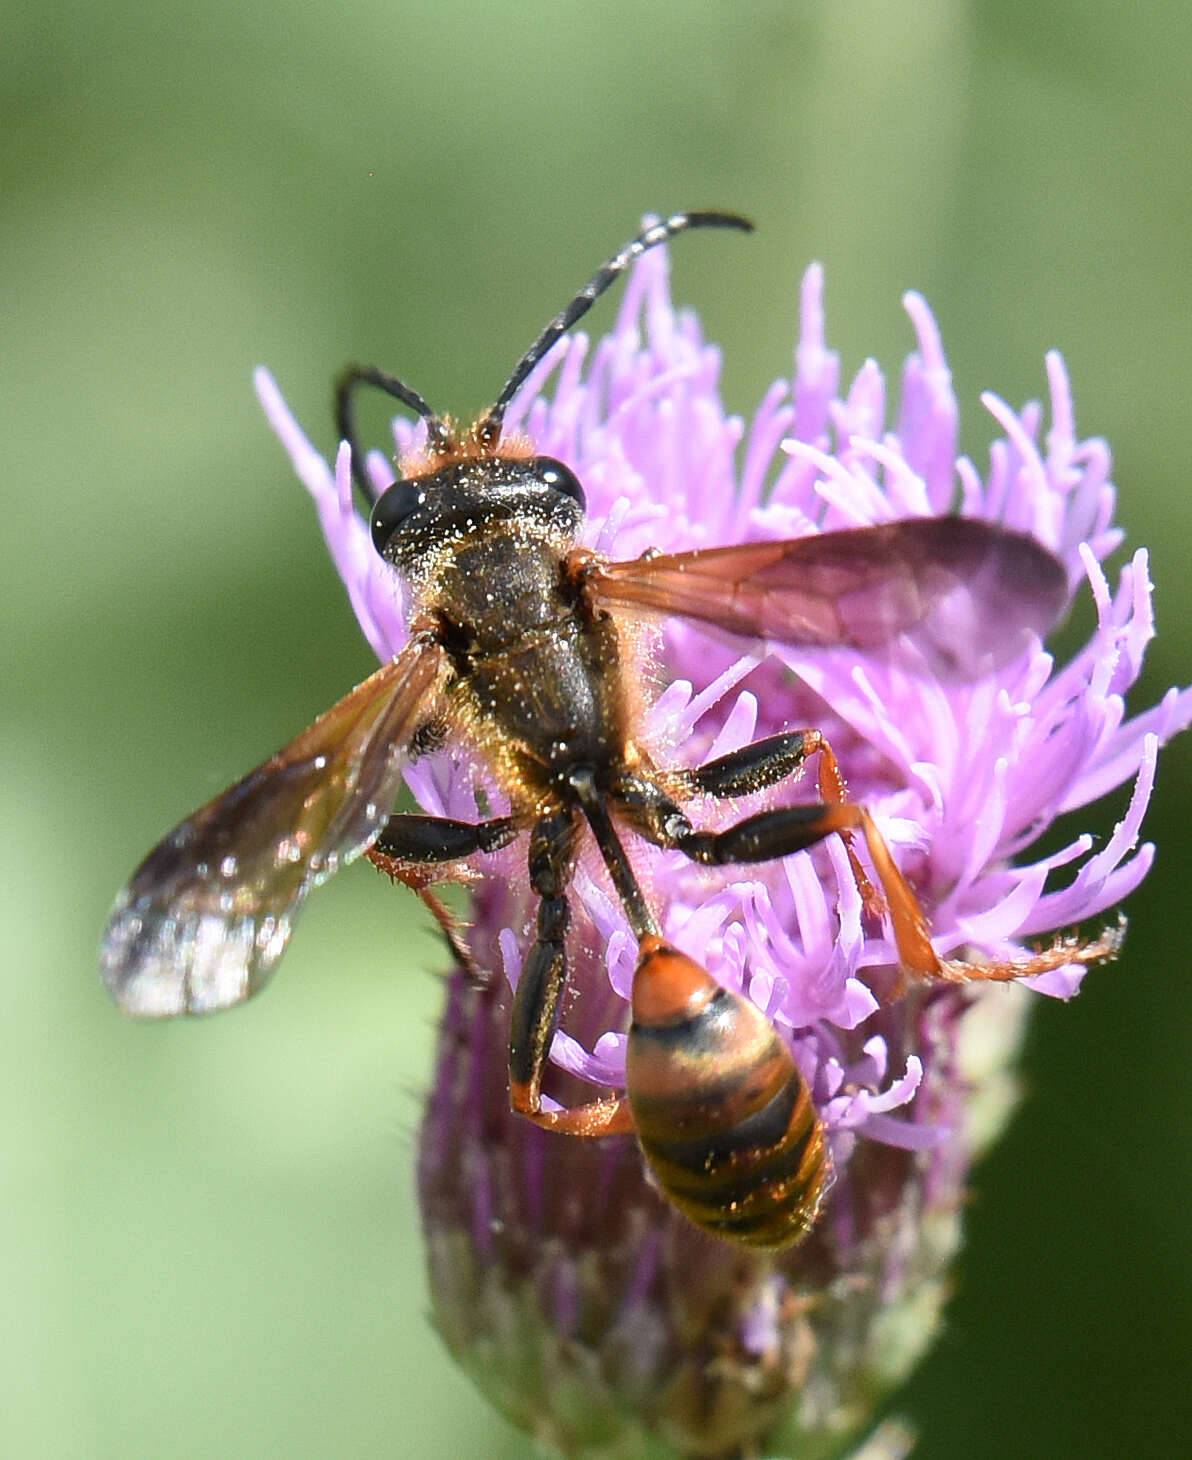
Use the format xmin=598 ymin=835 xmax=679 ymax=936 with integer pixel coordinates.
xmin=101 ymin=212 xmax=1117 ymax=1248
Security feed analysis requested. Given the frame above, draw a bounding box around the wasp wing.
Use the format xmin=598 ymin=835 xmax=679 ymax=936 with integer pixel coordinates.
xmin=586 ymin=517 xmax=1067 ymax=677
xmin=100 ymin=635 xmax=447 ymax=1018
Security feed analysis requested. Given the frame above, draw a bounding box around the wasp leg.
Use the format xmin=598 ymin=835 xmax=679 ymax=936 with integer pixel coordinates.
xmin=568 ymin=765 xmax=660 ymax=942
xmin=627 ymin=735 xmax=1119 ymax=997
xmin=370 ymin=812 xmax=518 ymax=864
xmin=683 ymin=737 xmax=1120 ymax=992
xmin=694 ymin=730 xmax=881 ymax=912
xmin=617 ymin=731 xmax=942 ymax=981
xmin=508 ymin=806 xmax=636 ymax=1139
xmin=623 ymin=730 xmax=882 ymax=916
xmin=367 ymin=814 xmax=518 ymax=981
xmin=684 ymin=731 xmax=814 ymax=799
xmin=643 ymin=792 xmax=940 ymax=987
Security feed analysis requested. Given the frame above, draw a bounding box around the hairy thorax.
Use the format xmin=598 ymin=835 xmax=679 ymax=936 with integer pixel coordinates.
xmin=425 ymin=527 xmax=635 ymax=805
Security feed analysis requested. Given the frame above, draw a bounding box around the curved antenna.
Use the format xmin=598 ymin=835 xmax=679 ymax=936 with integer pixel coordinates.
xmin=476 ymin=210 xmax=754 ymax=446
xmin=334 ymin=364 xmax=453 ymax=500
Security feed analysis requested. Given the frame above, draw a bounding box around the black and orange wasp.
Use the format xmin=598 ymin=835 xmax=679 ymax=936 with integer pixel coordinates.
xmin=101 ymin=213 xmax=1115 ymax=1247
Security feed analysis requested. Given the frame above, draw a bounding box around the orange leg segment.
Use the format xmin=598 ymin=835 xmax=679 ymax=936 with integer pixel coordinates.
xmin=509 ymin=1077 xmax=637 ymax=1137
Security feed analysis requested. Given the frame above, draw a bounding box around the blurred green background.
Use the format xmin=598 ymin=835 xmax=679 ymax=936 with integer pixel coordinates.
xmin=4 ymin=2 xmax=1189 ymax=1456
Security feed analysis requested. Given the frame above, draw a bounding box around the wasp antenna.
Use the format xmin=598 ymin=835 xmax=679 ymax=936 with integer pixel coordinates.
xmin=478 ymin=210 xmax=754 ymax=443
xmin=334 ymin=364 xmax=454 ymax=498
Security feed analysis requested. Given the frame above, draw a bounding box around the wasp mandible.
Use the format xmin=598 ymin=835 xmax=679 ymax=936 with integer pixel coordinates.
xmin=102 ymin=213 xmax=1117 ymax=1248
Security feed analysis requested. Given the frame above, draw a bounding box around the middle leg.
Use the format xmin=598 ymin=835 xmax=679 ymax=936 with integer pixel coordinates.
xmin=622 ymin=730 xmax=1120 ymax=994
xmin=619 ymin=731 xmax=939 ymax=984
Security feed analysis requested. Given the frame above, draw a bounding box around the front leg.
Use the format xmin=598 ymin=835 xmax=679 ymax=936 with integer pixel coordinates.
xmin=508 ymin=807 xmax=635 ymax=1139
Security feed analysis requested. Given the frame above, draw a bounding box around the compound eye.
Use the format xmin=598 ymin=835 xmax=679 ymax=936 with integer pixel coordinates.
xmin=370 ymin=480 xmax=426 ymax=553
xmin=532 ymin=456 xmax=585 ymax=511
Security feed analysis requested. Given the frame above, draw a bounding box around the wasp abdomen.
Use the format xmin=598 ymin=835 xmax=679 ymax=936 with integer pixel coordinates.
xmin=625 ymin=939 xmax=828 ymax=1249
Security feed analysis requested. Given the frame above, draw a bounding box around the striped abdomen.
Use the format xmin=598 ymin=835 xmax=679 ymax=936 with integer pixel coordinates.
xmin=625 ymin=938 xmax=828 ymax=1249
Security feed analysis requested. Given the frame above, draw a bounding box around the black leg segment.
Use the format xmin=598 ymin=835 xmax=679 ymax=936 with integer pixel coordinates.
xmin=567 ymin=766 xmax=660 ymax=941
xmin=508 ymin=809 xmax=579 ymax=1099
xmin=615 ymin=729 xmax=867 ymax=870
xmin=670 ymin=803 xmax=861 ymax=866
xmin=688 ymin=732 xmax=812 ymax=799
xmin=372 ymin=812 xmax=517 ymax=865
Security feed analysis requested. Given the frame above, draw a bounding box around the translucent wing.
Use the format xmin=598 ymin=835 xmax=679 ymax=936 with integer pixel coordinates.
xmin=101 ymin=635 xmax=447 ymax=1018
xmin=586 ymin=517 xmax=1067 ymax=677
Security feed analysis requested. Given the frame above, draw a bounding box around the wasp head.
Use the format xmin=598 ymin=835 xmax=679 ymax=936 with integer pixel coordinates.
xmin=370 ymin=452 xmax=588 ymax=592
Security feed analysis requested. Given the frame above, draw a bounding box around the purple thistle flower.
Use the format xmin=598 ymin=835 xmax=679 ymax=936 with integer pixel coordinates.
xmin=256 ymin=240 xmax=1191 ymax=1458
